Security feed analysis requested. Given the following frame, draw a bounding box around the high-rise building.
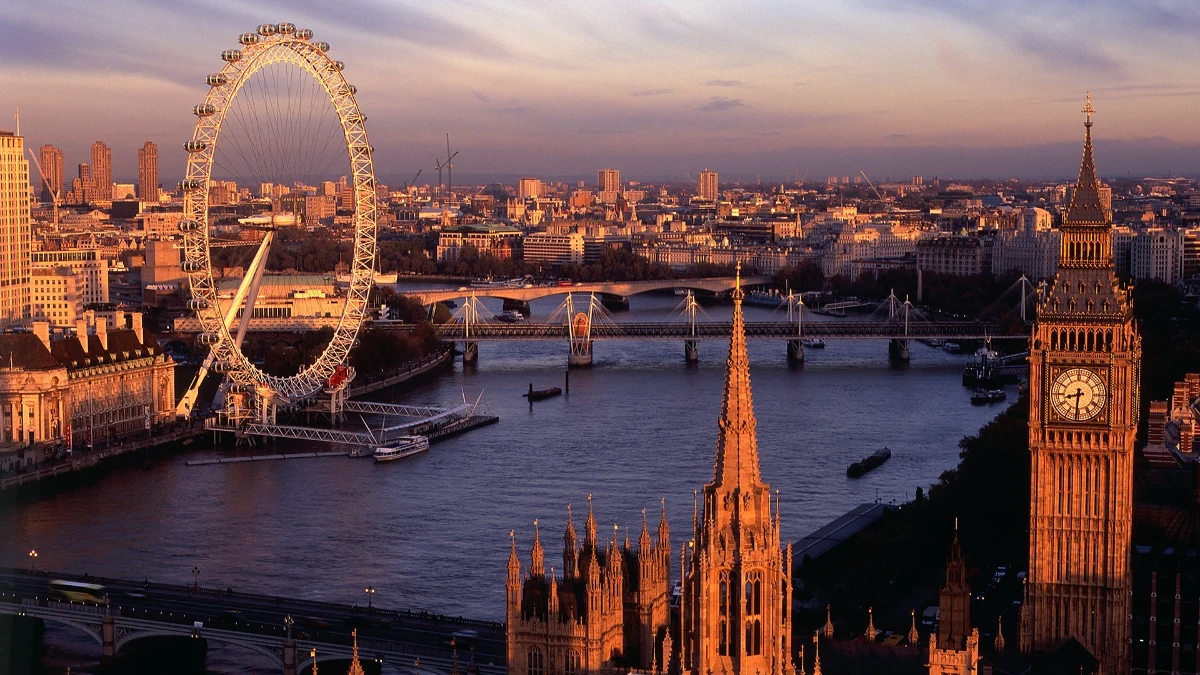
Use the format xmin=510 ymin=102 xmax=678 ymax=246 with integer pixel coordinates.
xmin=697 ymin=169 xmax=719 ymax=201
xmin=91 ymin=141 xmax=112 ymax=201
xmin=598 ymin=168 xmax=620 ymax=193
xmin=679 ymin=268 xmax=795 ymax=675
xmin=37 ymin=144 xmax=64 ymax=203
xmin=138 ymin=141 xmax=159 ymax=202
xmin=0 ymin=131 xmax=32 ymax=323
xmin=517 ymin=177 xmax=543 ymax=200
xmin=1021 ymin=97 xmax=1138 ymax=674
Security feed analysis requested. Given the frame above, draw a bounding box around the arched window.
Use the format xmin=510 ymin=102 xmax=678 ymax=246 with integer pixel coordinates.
xmin=528 ymin=647 xmax=545 ymax=675
xmin=719 ymin=572 xmax=730 ymax=617
xmin=565 ymin=650 xmax=580 ymax=675
xmin=718 ymin=619 xmax=728 ymax=656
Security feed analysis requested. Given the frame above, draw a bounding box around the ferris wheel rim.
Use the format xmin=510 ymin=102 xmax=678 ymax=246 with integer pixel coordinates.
xmin=180 ymin=27 xmax=378 ymax=404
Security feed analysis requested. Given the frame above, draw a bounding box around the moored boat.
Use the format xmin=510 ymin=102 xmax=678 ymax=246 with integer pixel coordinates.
xmin=494 ymin=310 xmax=526 ymax=323
xmin=847 ymin=447 xmax=892 ymax=478
xmin=374 ymin=435 xmax=430 ymax=462
xmin=970 ymin=388 xmax=1007 ymax=405
xmin=802 ymin=338 xmax=825 ymax=348
xmin=523 ymin=384 xmax=563 ymax=401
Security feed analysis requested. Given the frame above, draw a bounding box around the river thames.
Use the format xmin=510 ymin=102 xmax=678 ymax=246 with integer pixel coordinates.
xmin=0 ymin=291 xmax=1017 ymax=672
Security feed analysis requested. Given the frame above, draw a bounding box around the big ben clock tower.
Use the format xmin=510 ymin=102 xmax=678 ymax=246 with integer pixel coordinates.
xmin=1021 ymin=95 xmax=1140 ymax=674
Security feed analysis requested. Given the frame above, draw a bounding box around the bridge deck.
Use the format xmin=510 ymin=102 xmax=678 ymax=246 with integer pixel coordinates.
xmin=397 ymin=321 xmax=1027 ymax=341
xmin=0 ymin=567 xmax=505 ymax=674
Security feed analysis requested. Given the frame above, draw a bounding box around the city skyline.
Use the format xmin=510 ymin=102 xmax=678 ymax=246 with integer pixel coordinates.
xmin=4 ymin=1 xmax=1200 ymax=184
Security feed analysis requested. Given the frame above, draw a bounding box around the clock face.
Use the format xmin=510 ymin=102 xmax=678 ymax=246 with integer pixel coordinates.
xmin=1050 ymin=368 xmax=1107 ymax=422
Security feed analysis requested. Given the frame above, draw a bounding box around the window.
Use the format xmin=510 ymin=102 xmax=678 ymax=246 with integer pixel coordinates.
xmin=527 ymin=647 xmax=544 ymax=675
xmin=565 ymin=650 xmax=579 ymax=675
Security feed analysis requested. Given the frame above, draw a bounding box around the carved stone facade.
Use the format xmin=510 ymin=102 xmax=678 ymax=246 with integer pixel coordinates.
xmin=678 ymin=268 xmax=795 ymax=675
xmin=506 ymin=499 xmax=671 ymax=675
xmin=1022 ymin=98 xmax=1139 ymax=674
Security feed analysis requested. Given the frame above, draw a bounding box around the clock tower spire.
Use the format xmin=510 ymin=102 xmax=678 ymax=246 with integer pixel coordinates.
xmin=1022 ymin=96 xmax=1140 ymax=674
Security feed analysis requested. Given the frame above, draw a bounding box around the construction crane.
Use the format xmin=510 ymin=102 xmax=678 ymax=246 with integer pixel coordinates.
xmin=27 ymin=148 xmax=61 ymax=230
xmin=859 ymin=170 xmax=886 ymax=202
xmin=444 ymin=134 xmax=458 ymax=203
xmin=403 ymin=169 xmax=422 ymax=192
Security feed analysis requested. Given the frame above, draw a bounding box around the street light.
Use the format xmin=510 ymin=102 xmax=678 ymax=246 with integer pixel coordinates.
xmin=364 ymin=586 xmax=375 ymax=611
xmin=192 ymin=566 xmax=200 ymax=591
xmin=284 ymin=615 xmax=294 ymax=641
xmin=28 ymin=550 xmax=37 ymax=572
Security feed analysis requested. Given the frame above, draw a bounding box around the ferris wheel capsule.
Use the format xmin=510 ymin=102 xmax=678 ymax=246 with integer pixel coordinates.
xmin=346 ymin=84 xmax=357 ymax=95
xmin=257 ymin=23 xmax=278 ymax=37
xmin=206 ymin=73 xmax=227 ymax=87
xmin=211 ymin=361 xmax=236 ymax=374
xmin=177 ymin=218 xmax=201 ymax=231
xmin=312 ymin=41 xmax=330 ymax=53
xmin=295 ymin=28 xmax=313 ymax=40
xmin=238 ymin=33 xmax=259 ymax=46
xmin=193 ymin=104 xmax=216 ymax=117
xmin=197 ymin=333 xmax=221 ymax=346
xmin=221 ymin=49 xmax=242 ymax=62
xmin=186 ymin=298 xmax=210 ymax=311
xmin=180 ymin=179 xmax=205 ymax=191
xmin=184 ymin=141 xmax=208 ymax=153
xmin=181 ymin=260 xmax=206 ymax=273
xmin=276 ymin=22 xmax=295 ymax=34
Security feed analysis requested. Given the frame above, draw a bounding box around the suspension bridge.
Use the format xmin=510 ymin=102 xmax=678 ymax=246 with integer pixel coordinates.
xmin=391 ymin=277 xmax=1040 ymax=366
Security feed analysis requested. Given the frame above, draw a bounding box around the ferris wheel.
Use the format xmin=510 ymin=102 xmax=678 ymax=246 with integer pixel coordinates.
xmin=176 ymin=23 xmax=378 ymax=418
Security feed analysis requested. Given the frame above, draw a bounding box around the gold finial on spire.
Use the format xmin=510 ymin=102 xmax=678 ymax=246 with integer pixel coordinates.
xmin=348 ymin=628 xmax=366 ymax=675
xmin=1082 ymin=90 xmax=1094 ymax=127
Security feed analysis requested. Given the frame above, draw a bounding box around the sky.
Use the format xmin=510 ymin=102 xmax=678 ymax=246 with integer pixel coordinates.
xmin=3 ymin=0 xmax=1200 ymax=185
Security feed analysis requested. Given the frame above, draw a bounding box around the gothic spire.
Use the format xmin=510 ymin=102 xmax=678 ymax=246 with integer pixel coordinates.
xmin=531 ymin=519 xmax=545 ymax=577
xmin=865 ymin=606 xmax=876 ymax=641
xmin=657 ymin=497 xmax=670 ymax=550
xmin=994 ymin=616 xmax=1006 ymax=654
xmin=508 ymin=529 xmax=521 ymax=581
xmin=812 ymin=632 xmax=823 ymax=675
xmin=639 ymin=507 xmax=652 ymax=552
xmin=585 ymin=494 xmax=598 ymax=549
xmin=907 ymin=610 xmax=919 ymax=646
xmin=823 ymin=604 xmax=834 ymax=639
xmin=348 ymin=629 xmax=366 ymax=675
xmin=1064 ymin=92 xmax=1107 ymax=227
xmin=711 ymin=262 xmax=762 ymax=489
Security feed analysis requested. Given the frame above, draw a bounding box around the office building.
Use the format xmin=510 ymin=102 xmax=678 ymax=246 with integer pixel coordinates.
xmin=0 ymin=131 xmax=32 ymax=323
xmin=598 ymin=169 xmax=620 ymax=193
xmin=697 ymin=169 xmax=719 ymax=201
xmin=91 ymin=141 xmax=112 ymax=201
xmin=137 ymin=141 xmax=159 ymax=203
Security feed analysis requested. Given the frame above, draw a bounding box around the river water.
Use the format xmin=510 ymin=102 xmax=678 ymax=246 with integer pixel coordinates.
xmin=0 ymin=290 xmax=1015 ymax=672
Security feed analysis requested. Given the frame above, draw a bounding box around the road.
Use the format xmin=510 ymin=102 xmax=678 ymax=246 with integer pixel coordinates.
xmin=0 ymin=567 xmax=505 ymax=670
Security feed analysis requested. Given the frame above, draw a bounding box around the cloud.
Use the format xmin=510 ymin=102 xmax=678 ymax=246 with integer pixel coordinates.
xmin=472 ymin=91 xmax=491 ymax=103
xmin=705 ymin=79 xmax=744 ymax=87
xmin=630 ymin=88 xmax=672 ymax=97
xmin=699 ymin=97 xmax=747 ymax=112
xmin=886 ymin=133 xmax=910 ymax=139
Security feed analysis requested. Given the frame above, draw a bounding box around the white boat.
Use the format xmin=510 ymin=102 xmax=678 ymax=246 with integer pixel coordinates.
xmin=374 ymin=435 xmax=430 ymax=462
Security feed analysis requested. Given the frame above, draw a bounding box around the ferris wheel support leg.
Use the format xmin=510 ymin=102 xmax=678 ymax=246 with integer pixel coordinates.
xmin=233 ymin=231 xmax=275 ymax=349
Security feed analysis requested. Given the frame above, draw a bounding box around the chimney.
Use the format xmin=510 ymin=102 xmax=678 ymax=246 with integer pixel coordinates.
xmin=76 ymin=318 xmax=89 ymax=350
xmin=95 ymin=317 xmax=108 ymax=351
xmin=84 ymin=308 xmax=95 ymax=329
xmin=131 ymin=313 xmax=144 ymax=344
xmin=113 ymin=310 xmax=126 ymax=332
xmin=32 ymin=321 xmax=50 ymax=352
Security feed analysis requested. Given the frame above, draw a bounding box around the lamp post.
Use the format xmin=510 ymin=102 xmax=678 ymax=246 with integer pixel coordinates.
xmin=28 ymin=549 xmax=37 ymax=572
xmin=284 ymin=615 xmax=294 ymax=641
xmin=364 ymin=586 xmax=375 ymax=611
xmin=191 ymin=566 xmax=200 ymax=591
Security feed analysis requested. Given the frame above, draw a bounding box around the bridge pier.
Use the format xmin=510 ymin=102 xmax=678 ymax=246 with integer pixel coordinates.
xmin=684 ymin=340 xmax=699 ymax=363
xmin=502 ymin=299 xmax=531 ymax=316
xmin=461 ymin=341 xmax=478 ymax=364
xmin=101 ymin=614 xmax=116 ymax=664
xmin=889 ymin=338 xmax=910 ymax=363
xmin=568 ymin=340 xmax=593 ymax=367
xmin=284 ymin=639 xmax=298 ymax=675
xmin=787 ymin=339 xmax=805 ymax=365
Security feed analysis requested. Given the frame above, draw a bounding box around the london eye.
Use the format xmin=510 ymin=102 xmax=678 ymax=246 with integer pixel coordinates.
xmin=176 ymin=23 xmax=378 ymax=421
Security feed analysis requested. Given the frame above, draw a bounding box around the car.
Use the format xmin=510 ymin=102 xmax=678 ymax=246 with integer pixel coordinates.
xmin=124 ymin=591 xmax=148 ymax=599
